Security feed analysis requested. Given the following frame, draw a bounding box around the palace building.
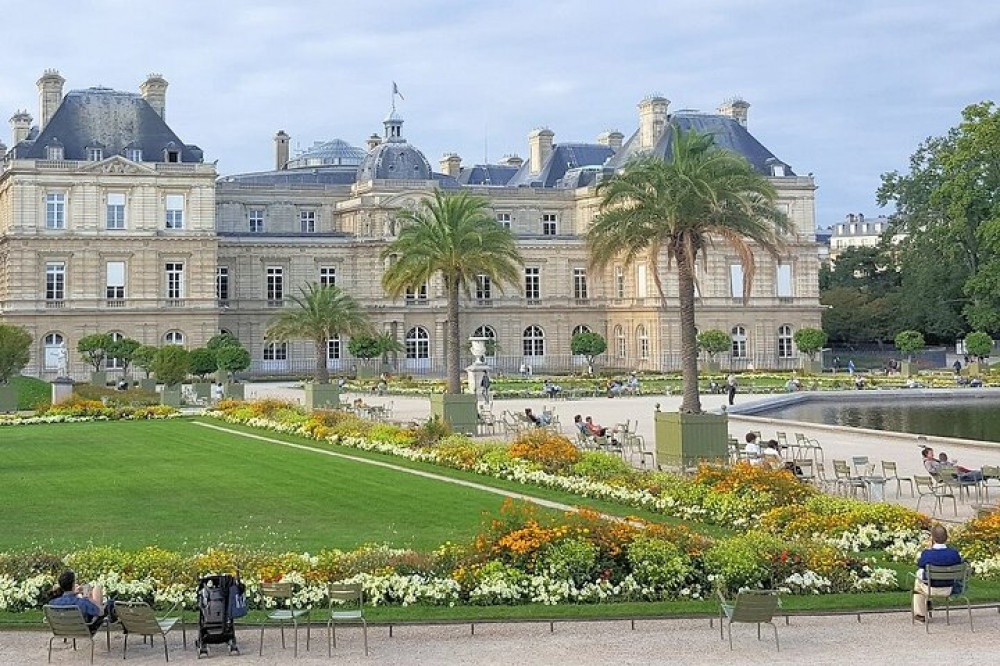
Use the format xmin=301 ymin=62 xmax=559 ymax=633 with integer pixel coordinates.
xmin=0 ymin=71 xmax=822 ymax=379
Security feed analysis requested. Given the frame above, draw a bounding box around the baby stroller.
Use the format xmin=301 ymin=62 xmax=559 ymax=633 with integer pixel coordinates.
xmin=195 ymin=573 xmax=244 ymax=658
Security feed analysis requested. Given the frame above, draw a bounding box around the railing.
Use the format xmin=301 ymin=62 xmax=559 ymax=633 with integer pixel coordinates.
xmin=105 ymin=299 xmax=126 ymax=308
xmin=44 ymin=300 xmax=65 ymax=309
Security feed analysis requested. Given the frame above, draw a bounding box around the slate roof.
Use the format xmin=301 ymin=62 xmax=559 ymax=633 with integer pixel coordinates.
xmin=506 ymin=143 xmax=615 ymax=188
xmin=287 ymin=138 xmax=366 ymax=168
xmin=221 ymin=166 xmax=358 ymax=186
xmin=11 ymin=87 xmax=203 ymax=162
xmin=357 ymin=139 xmax=432 ymax=181
xmin=606 ymin=112 xmax=793 ymax=176
xmin=456 ymin=164 xmax=519 ymax=186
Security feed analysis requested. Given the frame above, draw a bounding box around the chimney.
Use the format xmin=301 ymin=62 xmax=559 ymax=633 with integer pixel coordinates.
xmin=439 ymin=153 xmax=462 ymax=178
xmin=366 ymin=133 xmax=382 ymax=151
xmin=140 ymin=73 xmax=168 ymax=120
xmin=718 ymin=97 xmax=750 ymax=127
xmin=10 ymin=110 xmax=32 ymax=146
xmin=36 ymin=69 xmax=65 ymax=131
xmin=528 ymin=128 xmax=554 ymax=176
xmin=0 ymin=141 xmax=6 ymax=160
xmin=597 ymin=130 xmax=624 ymax=151
xmin=274 ymin=130 xmax=290 ymax=170
xmin=499 ymin=154 xmax=523 ymax=168
xmin=637 ymin=96 xmax=670 ymax=149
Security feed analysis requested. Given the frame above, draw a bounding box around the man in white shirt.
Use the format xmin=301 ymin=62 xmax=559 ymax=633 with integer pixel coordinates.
xmin=743 ymin=432 xmax=762 ymax=464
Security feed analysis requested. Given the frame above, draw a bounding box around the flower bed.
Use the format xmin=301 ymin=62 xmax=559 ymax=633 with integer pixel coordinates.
xmin=0 ymin=400 xmax=178 ymax=426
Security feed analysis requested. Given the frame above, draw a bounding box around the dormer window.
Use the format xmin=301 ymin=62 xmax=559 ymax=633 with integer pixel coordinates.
xmin=87 ymin=147 xmax=103 ymax=162
xmin=165 ymin=149 xmax=180 ymax=163
xmin=770 ymin=163 xmax=786 ymax=177
xmin=46 ymin=144 xmax=64 ymax=160
xmin=126 ymin=148 xmax=142 ymax=162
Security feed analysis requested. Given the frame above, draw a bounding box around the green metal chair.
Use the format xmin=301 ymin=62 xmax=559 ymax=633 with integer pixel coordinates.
xmin=938 ymin=468 xmax=981 ymax=503
xmin=881 ymin=461 xmax=914 ymax=498
xmin=327 ymin=583 xmax=368 ymax=657
xmin=116 ymin=601 xmax=186 ymax=661
xmin=916 ymin=563 xmax=973 ymax=633
xmin=914 ymin=475 xmax=957 ymax=516
xmin=43 ymin=605 xmax=99 ymax=664
xmin=258 ymin=581 xmax=311 ymax=657
xmin=979 ymin=465 xmax=1000 ymax=500
xmin=716 ymin=589 xmax=780 ymax=650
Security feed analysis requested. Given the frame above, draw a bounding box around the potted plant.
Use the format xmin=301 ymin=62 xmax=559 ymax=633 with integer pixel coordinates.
xmin=894 ymin=330 xmax=925 ymax=377
xmin=150 ymin=345 xmax=190 ymax=407
xmin=133 ymin=345 xmax=159 ymax=392
xmin=211 ymin=335 xmax=251 ymax=399
xmin=696 ymin=329 xmax=730 ymax=374
xmin=570 ymin=331 xmax=607 ymax=376
xmin=964 ymin=331 xmax=993 ymax=377
xmin=77 ymin=332 xmax=113 ymax=387
xmin=793 ymin=327 xmax=828 ymax=375
xmin=0 ymin=324 xmax=31 ymax=412
xmin=188 ymin=347 xmax=218 ymax=400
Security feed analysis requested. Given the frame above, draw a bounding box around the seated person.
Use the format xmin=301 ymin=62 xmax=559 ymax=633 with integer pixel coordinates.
xmin=48 ymin=570 xmax=115 ymax=634
xmin=854 ymin=375 xmax=866 ymax=390
xmin=625 ymin=373 xmax=640 ymax=394
xmin=938 ymin=451 xmax=984 ymax=482
xmin=761 ymin=439 xmax=782 ymax=467
xmin=709 ymin=380 xmax=720 ymax=394
xmin=524 ymin=407 xmax=543 ymax=426
xmin=607 ymin=380 xmax=625 ymax=397
xmin=574 ymin=414 xmax=588 ymax=436
xmin=912 ymin=525 xmax=964 ymax=622
xmin=337 ymin=377 xmax=347 ymax=389
xmin=923 ymin=446 xmax=984 ymax=483
xmin=543 ymin=380 xmax=561 ymax=399
xmin=353 ymin=397 xmax=369 ymax=411
xmin=970 ymin=377 xmax=983 ymax=387
xmin=743 ymin=432 xmax=762 ymax=464
xmin=585 ymin=415 xmax=609 ymax=438
xmin=116 ymin=378 xmax=129 ymax=391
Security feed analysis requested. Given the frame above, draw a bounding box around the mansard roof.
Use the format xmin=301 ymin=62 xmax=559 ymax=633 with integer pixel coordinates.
xmin=456 ymin=164 xmax=519 ymax=186
xmin=12 ymin=87 xmax=203 ymax=162
xmin=506 ymin=143 xmax=616 ymax=188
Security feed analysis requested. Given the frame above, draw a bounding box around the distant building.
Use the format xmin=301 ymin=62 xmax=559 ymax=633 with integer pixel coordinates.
xmin=828 ymin=213 xmax=904 ymax=260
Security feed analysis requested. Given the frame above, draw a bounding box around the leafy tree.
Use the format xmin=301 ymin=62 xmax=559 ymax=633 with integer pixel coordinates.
xmin=820 ymin=287 xmax=896 ymax=344
xmin=347 ymin=334 xmax=382 ymax=364
xmin=570 ymin=332 xmax=607 ymax=374
xmin=374 ymin=332 xmax=403 ymax=363
xmin=0 ymin=324 xmax=32 ymax=383
xmin=894 ymin=330 xmax=925 ymax=361
xmin=108 ymin=337 xmax=141 ymax=376
xmin=793 ymin=328 xmax=828 ymax=360
xmin=150 ymin=345 xmax=190 ymax=387
xmin=964 ymin=331 xmax=993 ymax=360
xmin=133 ymin=345 xmax=157 ymax=379
xmin=216 ymin=343 xmax=251 ymax=381
xmin=188 ymin=348 xmax=218 ymax=380
xmin=206 ymin=332 xmax=241 ymax=354
xmin=587 ymin=127 xmax=789 ymax=413
xmin=696 ymin=329 xmax=731 ymax=360
xmin=266 ymin=283 xmax=373 ymax=384
xmin=381 ymin=190 xmax=523 ymax=394
xmin=77 ymin=333 xmax=114 ymax=372
xmin=878 ymin=101 xmax=1000 ymax=333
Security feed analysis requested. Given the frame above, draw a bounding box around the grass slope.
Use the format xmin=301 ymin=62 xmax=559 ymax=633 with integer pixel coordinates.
xmin=0 ymin=420 xmax=521 ymax=552
xmin=11 ymin=376 xmax=50 ymax=410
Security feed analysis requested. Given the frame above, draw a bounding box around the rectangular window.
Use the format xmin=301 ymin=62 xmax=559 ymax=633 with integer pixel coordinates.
xmin=165 ymin=194 xmax=184 ymax=229
xmin=476 ymin=274 xmax=492 ymax=301
xmin=264 ymin=342 xmax=287 ymax=361
xmin=496 ymin=212 xmax=511 ymax=229
xmin=730 ymin=264 xmax=745 ymax=299
xmin=300 ymin=210 xmax=316 ymax=233
xmin=46 ymin=193 xmax=65 ymax=229
xmin=636 ymin=264 xmax=648 ymax=299
xmin=776 ymin=263 xmax=793 ymax=298
xmin=405 ymin=284 xmax=428 ymax=302
xmin=327 ymin=337 xmax=341 ymax=360
xmin=319 ymin=266 xmax=336 ymax=287
xmin=248 ymin=209 xmax=264 ymax=233
xmin=614 ymin=266 xmax=625 ymax=299
xmin=87 ymin=148 xmax=103 ymax=161
xmin=165 ymin=262 xmax=184 ymax=300
xmin=542 ymin=213 xmax=557 ymax=236
xmin=216 ymin=266 xmax=230 ymax=302
xmin=45 ymin=262 xmax=65 ymax=300
xmin=573 ymin=268 xmax=588 ymax=300
xmin=126 ymin=148 xmax=143 ymax=162
xmin=525 ymin=267 xmax=540 ymax=301
xmin=266 ymin=266 xmax=284 ymax=304
xmin=105 ymin=261 xmax=125 ymax=300
xmin=106 ymin=193 xmax=126 ymax=229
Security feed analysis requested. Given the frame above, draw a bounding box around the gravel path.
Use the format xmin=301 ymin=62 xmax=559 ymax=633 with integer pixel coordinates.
xmin=2 ymin=610 xmax=996 ymax=664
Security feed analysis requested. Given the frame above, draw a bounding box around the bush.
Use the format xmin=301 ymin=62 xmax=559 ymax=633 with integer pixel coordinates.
xmin=954 ymin=511 xmax=1000 ymax=561
xmin=704 ymin=531 xmax=790 ymax=592
xmin=509 ymin=430 xmax=580 ymax=472
xmin=539 ymin=538 xmax=597 ymax=585
xmin=572 ymin=451 xmax=632 ymax=481
xmin=627 ymin=537 xmax=693 ymax=593
xmin=409 ymin=416 xmax=452 ymax=447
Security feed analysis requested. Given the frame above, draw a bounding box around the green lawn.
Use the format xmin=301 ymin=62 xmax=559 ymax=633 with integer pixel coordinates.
xmin=0 ymin=420 xmax=524 ymax=552
xmin=11 ymin=376 xmax=50 ymax=410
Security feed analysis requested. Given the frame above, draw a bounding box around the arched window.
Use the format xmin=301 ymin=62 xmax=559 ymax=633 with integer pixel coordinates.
xmin=522 ymin=325 xmax=545 ymax=357
xmin=571 ymin=325 xmax=591 ymax=337
xmin=43 ymin=332 xmax=65 ymax=370
xmin=405 ymin=326 xmax=429 ymax=359
xmin=263 ymin=341 xmax=287 ymax=361
xmin=731 ymin=326 xmax=747 ymax=358
xmin=614 ymin=325 xmax=626 ymax=358
xmin=472 ymin=325 xmax=497 ymax=356
xmin=636 ymin=325 xmax=650 ymax=360
xmin=220 ymin=328 xmax=234 ymax=337
xmin=164 ymin=330 xmax=184 ymax=346
xmin=107 ymin=331 xmax=125 ymax=369
xmin=778 ymin=325 xmax=794 ymax=358
xmin=327 ymin=335 xmax=341 ymax=361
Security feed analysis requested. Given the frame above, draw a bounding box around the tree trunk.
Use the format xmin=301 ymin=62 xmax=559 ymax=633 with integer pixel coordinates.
xmin=676 ymin=256 xmax=702 ymax=413
xmin=315 ymin=338 xmax=329 ymax=384
xmin=446 ymin=275 xmax=461 ymax=394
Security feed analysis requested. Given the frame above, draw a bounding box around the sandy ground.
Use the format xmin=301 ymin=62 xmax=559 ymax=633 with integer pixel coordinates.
xmin=3 ymin=610 xmax=998 ymax=665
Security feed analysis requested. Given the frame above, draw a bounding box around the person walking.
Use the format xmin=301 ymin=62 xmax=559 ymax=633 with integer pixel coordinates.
xmin=726 ymin=374 xmax=737 ymax=406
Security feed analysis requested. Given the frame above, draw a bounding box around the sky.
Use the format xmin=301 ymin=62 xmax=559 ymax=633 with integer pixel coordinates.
xmin=0 ymin=0 xmax=996 ymax=228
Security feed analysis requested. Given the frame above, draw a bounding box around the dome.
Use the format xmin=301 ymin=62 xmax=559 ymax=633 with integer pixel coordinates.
xmin=287 ymin=138 xmax=366 ymax=169
xmin=357 ymin=141 xmax=432 ymax=181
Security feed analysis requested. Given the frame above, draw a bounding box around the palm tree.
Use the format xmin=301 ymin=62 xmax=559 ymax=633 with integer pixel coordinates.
xmin=266 ymin=283 xmax=373 ymax=384
xmin=588 ymin=126 xmax=790 ymax=413
xmin=381 ymin=190 xmax=523 ymax=393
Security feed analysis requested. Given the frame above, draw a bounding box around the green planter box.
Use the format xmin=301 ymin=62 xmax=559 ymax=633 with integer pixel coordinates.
xmin=224 ymin=382 xmax=245 ymax=400
xmin=429 ymin=393 xmax=478 ymax=435
xmin=799 ymin=358 xmax=823 ymax=375
xmin=899 ymin=360 xmax=913 ymax=378
xmin=90 ymin=371 xmax=107 ymax=387
xmin=160 ymin=387 xmax=182 ymax=407
xmin=304 ymin=382 xmax=340 ymax=411
xmin=654 ymin=410 xmax=729 ymax=470
xmin=139 ymin=378 xmax=158 ymax=393
xmin=701 ymin=360 xmax=720 ymax=374
xmin=0 ymin=383 xmax=17 ymax=413
xmin=192 ymin=382 xmax=212 ymax=399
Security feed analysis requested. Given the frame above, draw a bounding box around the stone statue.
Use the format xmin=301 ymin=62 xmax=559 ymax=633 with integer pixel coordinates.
xmin=54 ymin=343 xmax=68 ymax=377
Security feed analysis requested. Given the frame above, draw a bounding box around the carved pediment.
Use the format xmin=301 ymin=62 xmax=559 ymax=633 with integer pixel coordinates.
xmin=79 ymin=155 xmax=156 ymax=175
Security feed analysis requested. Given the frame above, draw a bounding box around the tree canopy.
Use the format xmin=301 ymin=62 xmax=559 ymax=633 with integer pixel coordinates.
xmin=570 ymin=332 xmax=607 ymax=374
xmin=793 ymin=328 xmax=828 ymax=360
xmin=696 ymin=330 xmax=731 ymax=359
xmin=77 ymin=333 xmax=114 ymax=372
xmin=0 ymin=324 xmax=32 ymax=383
